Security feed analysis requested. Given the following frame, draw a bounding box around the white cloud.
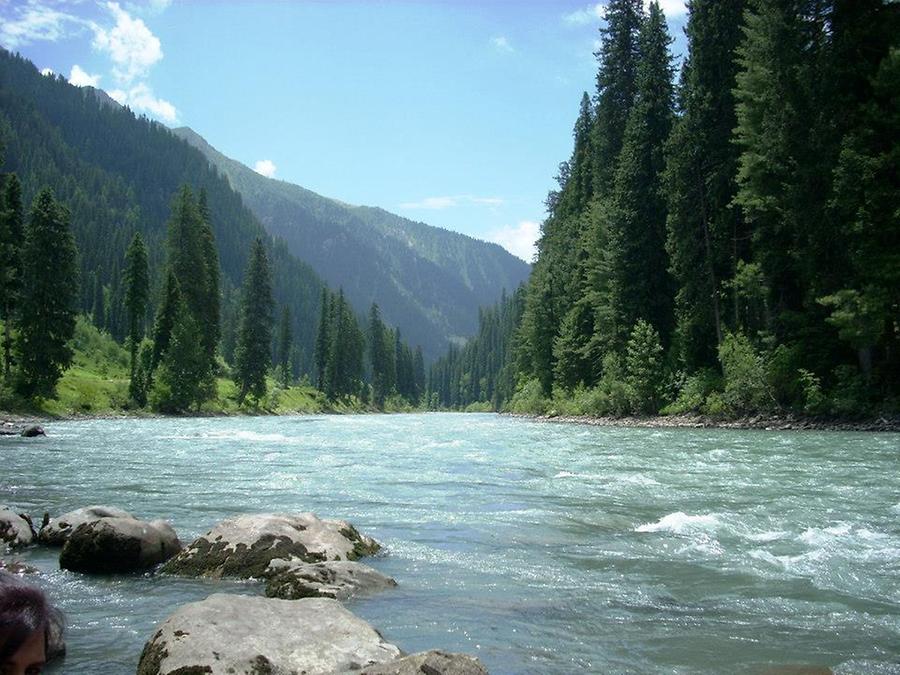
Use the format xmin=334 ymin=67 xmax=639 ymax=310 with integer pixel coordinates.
xmin=125 ymin=0 xmax=172 ymax=15
xmin=92 ymin=2 xmax=163 ymax=84
xmin=648 ymin=0 xmax=687 ymax=17
xmin=399 ymin=195 xmax=505 ymax=210
xmin=490 ymin=36 xmax=514 ymax=53
xmin=40 ymin=67 xmax=55 ymax=76
xmin=254 ymin=159 xmax=277 ymax=178
xmin=489 ymin=221 xmax=540 ymax=262
xmin=108 ymin=82 xmax=177 ymax=122
xmin=564 ymin=1 xmax=686 ymax=26
xmin=563 ymin=3 xmax=605 ymax=25
xmin=0 ymin=3 xmax=88 ymax=48
xmin=68 ymin=64 xmax=101 ymax=87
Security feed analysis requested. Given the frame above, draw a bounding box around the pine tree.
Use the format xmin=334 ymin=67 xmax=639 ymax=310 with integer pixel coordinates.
xmin=609 ymin=0 xmax=676 ymax=344
xmin=14 ymin=188 xmax=78 ymax=398
xmin=234 ymin=239 xmax=274 ymax=405
xmin=591 ymin=0 xmax=644 ymax=196
xmin=277 ymin=305 xmax=293 ymax=388
xmin=315 ymin=288 xmax=330 ymax=390
xmin=151 ymin=271 xmax=182 ymax=372
xmin=625 ymin=319 xmax=663 ymax=414
xmin=368 ymin=303 xmax=390 ymax=409
xmin=197 ymin=189 xmax=221 ymax=372
xmin=664 ymin=0 xmax=747 ymax=370
xmin=150 ymin=302 xmax=207 ymax=413
xmin=123 ymin=232 xmax=149 ymax=389
xmin=166 ymin=186 xmax=209 ymax=320
xmin=0 ymin=173 xmax=23 ymax=380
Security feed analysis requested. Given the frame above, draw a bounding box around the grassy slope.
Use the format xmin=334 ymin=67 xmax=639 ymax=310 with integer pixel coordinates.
xmin=0 ymin=317 xmax=393 ymax=418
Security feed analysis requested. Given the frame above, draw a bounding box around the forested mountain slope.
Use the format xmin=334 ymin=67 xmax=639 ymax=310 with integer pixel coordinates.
xmin=0 ymin=48 xmax=325 ymax=371
xmin=172 ymin=127 xmax=531 ymax=360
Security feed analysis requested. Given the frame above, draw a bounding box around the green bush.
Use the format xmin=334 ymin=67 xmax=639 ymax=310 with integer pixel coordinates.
xmin=625 ymin=320 xmax=663 ymax=414
xmin=829 ymin=365 xmax=868 ymax=416
xmin=718 ymin=331 xmax=774 ymax=414
xmin=508 ymin=378 xmax=551 ymax=414
xmin=798 ymin=369 xmax=827 ymax=415
xmin=662 ymin=368 xmax=722 ymax=415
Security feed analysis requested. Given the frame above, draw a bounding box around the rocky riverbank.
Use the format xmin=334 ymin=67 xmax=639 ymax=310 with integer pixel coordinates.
xmin=506 ymin=411 xmax=900 ymax=432
xmin=1 ymin=506 xmax=488 ymax=674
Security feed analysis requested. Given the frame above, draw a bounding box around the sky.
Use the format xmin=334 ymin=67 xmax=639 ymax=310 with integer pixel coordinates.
xmin=0 ymin=0 xmax=689 ymax=262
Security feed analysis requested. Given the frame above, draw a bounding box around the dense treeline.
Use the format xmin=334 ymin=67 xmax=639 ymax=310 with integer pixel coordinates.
xmin=427 ymin=287 xmax=524 ymax=410
xmin=438 ymin=0 xmax=899 ymax=417
xmin=0 ymin=48 xmax=429 ymax=413
xmin=314 ymin=291 xmax=424 ymax=409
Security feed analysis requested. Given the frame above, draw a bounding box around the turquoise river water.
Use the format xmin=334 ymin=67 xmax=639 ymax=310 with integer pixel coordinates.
xmin=1 ymin=413 xmax=899 ymax=674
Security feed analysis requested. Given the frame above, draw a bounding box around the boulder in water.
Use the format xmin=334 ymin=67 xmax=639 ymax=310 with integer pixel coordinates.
xmin=160 ymin=512 xmax=380 ymax=578
xmin=136 ymin=594 xmax=402 ymax=675
xmin=39 ymin=505 xmax=135 ymax=545
xmin=0 ymin=507 xmax=36 ymax=548
xmin=20 ymin=425 xmax=45 ymax=437
xmin=59 ymin=517 xmax=181 ymax=574
xmin=361 ymin=650 xmax=490 ymax=675
xmin=265 ymin=559 xmax=397 ymax=600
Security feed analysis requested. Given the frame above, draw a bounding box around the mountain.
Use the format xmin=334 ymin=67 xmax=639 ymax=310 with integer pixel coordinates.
xmin=0 ymin=49 xmax=324 ymax=373
xmin=172 ymin=127 xmax=531 ymax=360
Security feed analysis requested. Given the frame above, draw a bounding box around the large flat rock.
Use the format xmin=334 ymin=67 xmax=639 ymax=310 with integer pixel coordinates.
xmin=136 ymin=594 xmax=403 ymax=675
xmin=161 ymin=512 xmax=380 ymax=579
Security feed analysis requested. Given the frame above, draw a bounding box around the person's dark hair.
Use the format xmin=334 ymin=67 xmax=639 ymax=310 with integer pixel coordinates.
xmin=0 ymin=572 xmax=63 ymax=663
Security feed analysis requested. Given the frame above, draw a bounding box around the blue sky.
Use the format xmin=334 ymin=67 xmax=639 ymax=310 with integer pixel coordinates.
xmin=0 ymin=0 xmax=688 ymax=261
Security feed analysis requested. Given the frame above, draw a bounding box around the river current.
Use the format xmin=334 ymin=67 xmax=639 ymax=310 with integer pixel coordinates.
xmin=1 ymin=413 xmax=898 ymax=674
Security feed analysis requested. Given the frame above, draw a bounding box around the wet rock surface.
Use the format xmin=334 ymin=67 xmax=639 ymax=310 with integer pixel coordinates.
xmin=136 ymin=594 xmax=403 ymax=675
xmin=39 ymin=505 xmax=136 ymax=545
xmin=264 ymin=559 xmax=397 ymax=600
xmin=161 ymin=512 xmax=380 ymax=579
xmin=361 ymin=650 xmax=490 ymax=675
xmin=59 ymin=517 xmax=181 ymax=574
xmin=0 ymin=507 xmax=36 ymax=548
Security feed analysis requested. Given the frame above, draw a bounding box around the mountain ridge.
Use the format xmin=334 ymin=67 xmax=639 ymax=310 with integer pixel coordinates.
xmin=171 ymin=126 xmax=530 ymax=360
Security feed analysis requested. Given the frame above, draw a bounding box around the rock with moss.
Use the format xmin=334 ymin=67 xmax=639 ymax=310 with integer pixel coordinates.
xmin=0 ymin=507 xmax=36 ymax=548
xmin=361 ymin=650 xmax=490 ymax=675
xmin=160 ymin=513 xmax=380 ymax=579
xmin=39 ymin=505 xmax=135 ymax=545
xmin=136 ymin=594 xmax=402 ymax=675
xmin=59 ymin=517 xmax=181 ymax=574
xmin=264 ymin=559 xmax=397 ymax=600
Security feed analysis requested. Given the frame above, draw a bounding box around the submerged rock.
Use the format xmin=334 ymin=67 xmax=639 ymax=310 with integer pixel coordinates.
xmin=59 ymin=517 xmax=181 ymax=574
xmin=0 ymin=507 xmax=36 ymax=548
xmin=39 ymin=505 xmax=135 ymax=545
xmin=265 ymin=559 xmax=397 ymax=600
xmin=361 ymin=650 xmax=490 ymax=675
xmin=161 ymin=512 xmax=380 ymax=579
xmin=0 ymin=559 xmax=39 ymax=575
xmin=136 ymin=594 xmax=402 ymax=675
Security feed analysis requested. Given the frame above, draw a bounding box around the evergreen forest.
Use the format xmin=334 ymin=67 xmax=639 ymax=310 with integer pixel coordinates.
xmin=428 ymin=0 xmax=899 ymax=419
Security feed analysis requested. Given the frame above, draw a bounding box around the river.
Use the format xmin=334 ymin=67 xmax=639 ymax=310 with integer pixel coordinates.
xmin=2 ymin=413 xmax=899 ymax=674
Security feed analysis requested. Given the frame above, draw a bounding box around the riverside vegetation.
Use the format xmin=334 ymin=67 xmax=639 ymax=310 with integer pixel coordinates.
xmin=1 ymin=1 xmax=898 ymax=422
xmin=428 ymin=0 xmax=899 ymax=421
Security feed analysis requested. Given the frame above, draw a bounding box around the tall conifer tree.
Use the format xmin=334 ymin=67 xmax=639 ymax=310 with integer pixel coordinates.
xmin=0 ymin=173 xmax=23 ymax=380
xmin=15 ymin=188 xmax=78 ymax=398
xmin=123 ymin=232 xmax=150 ymax=379
xmin=234 ymin=239 xmax=275 ymax=405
